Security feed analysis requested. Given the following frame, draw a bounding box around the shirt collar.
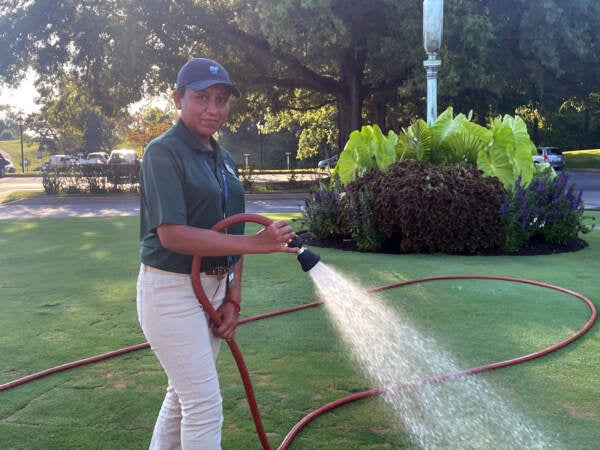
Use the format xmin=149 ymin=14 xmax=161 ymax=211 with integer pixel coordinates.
xmin=175 ymin=119 xmax=220 ymax=155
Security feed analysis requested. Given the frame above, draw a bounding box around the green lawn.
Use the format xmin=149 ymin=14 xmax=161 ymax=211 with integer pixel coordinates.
xmin=0 ymin=213 xmax=598 ymax=449
xmin=0 ymin=139 xmax=40 ymax=173
xmin=564 ymin=149 xmax=600 ymax=169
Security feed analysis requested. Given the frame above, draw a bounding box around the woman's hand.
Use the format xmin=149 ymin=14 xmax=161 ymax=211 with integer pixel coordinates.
xmin=254 ymin=220 xmax=298 ymax=253
xmin=212 ymin=300 xmax=239 ymax=341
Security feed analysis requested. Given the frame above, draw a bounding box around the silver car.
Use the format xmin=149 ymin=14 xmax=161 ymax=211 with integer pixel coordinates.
xmin=533 ymin=147 xmax=566 ymax=170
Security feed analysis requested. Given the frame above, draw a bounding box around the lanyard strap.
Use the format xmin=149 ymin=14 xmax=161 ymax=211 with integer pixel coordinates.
xmin=201 ymin=156 xmax=229 ymax=216
xmin=202 ymin=155 xmax=233 ymax=270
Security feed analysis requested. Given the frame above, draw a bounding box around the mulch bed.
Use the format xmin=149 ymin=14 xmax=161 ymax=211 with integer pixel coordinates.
xmin=298 ymin=232 xmax=588 ymax=256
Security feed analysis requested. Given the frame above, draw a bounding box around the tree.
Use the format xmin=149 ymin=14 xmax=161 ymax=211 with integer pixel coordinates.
xmin=441 ymin=0 xmax=600 ymax=122
xmin=2 ymin=0 xmax=600 ymax=159
xmin=32 ymin=76 xmax=119 ymax=154
xmin=83 ymin=108 xmax=119 ymax=153
xmin=121 ymin=106 xmax=177 ymax=151
xmin=0 ymin=0 xmax=423 ymax=154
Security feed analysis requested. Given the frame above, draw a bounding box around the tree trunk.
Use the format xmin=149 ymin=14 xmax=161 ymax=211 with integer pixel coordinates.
xmin=365 ymin=98 xmax=387 ymax=131
xmin=336 ymin=48 xmax=367 ymax=151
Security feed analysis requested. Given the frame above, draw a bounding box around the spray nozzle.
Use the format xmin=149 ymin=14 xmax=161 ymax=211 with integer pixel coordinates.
xmin=287 ymin=236 xmax=321 ymax=272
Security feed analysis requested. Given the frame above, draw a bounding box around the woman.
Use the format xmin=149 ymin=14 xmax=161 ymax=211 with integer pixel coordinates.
xmin=137 ymin=57 xmax=297 ymax=449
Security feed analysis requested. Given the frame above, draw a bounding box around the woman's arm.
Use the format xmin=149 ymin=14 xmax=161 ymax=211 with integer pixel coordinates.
xmin=211 ymin=256 xmax=244 ymax=340
xmin=157 ymin=220 xmax=297 ymax=257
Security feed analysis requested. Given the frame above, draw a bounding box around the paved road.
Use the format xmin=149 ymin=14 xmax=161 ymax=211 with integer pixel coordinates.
xmin=1 ymin=170 xmax=599 ymax=220
xmin=0 ymin=181 xmax=307 ymax=219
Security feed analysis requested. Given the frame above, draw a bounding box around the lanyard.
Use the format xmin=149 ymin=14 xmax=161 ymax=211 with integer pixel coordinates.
xmin=201 ymin=156 xmax=229 ymax=218
xmin=202 ymin=155 xmax=233 ymax=271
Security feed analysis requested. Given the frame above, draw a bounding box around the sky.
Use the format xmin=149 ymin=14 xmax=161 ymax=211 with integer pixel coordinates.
xmin=0 ymin=70 xmax=170 ymax=116
xmin=0 ymin=70 xmax=40 ymax=114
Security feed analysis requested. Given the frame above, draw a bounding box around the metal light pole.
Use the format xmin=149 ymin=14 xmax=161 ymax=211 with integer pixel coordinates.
xmin=423 ymin=0 xmax=444 ymax=125
xmin=256 ymin=119 xmax=265 ymax=170
xmin=285 ymin=152 xmax=291 ymax=170
xmin=16 ymin=116 xmax=25 ymax=173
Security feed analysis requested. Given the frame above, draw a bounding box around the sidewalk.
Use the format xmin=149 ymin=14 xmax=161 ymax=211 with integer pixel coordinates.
xmin=0 ymin=192 xmax=308 ymax=220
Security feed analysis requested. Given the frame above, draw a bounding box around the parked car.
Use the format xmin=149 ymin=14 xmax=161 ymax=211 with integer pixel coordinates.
xmin=533 ymin=147 xmax=566 ymax=170
xmin=107 ymin=149 xmax=140 ymax=184
xmin=108 ymin=148 xmax=138 ymax=164
xmin=4 ymin=161 xmax=16 ymax=173
xmin=0 ymin=156 xmax=9 ymax=177
xmin=0 ymin=154 xmax=17 ymax=175
xmin=33 ymin=161 xmax=50 ymax=172
xmin=318 ymin=154 xmax=338 ymax=169
xmin=49 ymin=154 xmax=78 ymax=167
xmin=80 ymin=151 xmax=109 ymax=165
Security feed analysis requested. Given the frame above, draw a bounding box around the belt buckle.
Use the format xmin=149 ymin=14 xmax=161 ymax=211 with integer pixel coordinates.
xmin=214 ymin=266 xmax=228 ymax=280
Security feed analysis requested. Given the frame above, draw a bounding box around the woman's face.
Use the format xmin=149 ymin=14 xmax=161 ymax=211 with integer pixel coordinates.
xmin=174 ymin=84 xmax=231 ymax=147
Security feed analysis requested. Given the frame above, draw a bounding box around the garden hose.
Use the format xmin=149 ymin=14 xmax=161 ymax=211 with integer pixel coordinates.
xmin=190 ymin=213 xmax=282 ymax=450
xmin=1 ymin=267 xmax=596 ymax=449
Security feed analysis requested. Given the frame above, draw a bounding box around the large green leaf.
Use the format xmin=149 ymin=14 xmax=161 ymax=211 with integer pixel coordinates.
xmin=431 ymin=107 xmax=468 ymax=146
xmin=396 ymin=119 xmax=432 ymax=161
xmin=429 ymin=107 xmax=472 ymax=164
xmin=372 ymin=127 xmax=398 ymax=171
xmin=333 ymin=124 xmax=398 ymax=185
xmin=333 ymin=130 xmax=365 ymax=185
xmin=444 ymin=131 xmax=486 ymax=164
xmin=500 ymin=115 xmax=536 ymax=185
xmin=482 ymin=115 xmax=536 ymax=187
xmin=476 ymin=143 xmax=515 ymax=187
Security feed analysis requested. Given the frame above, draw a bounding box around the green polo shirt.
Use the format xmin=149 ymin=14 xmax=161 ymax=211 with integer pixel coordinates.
xmin=139 ymin=119 xmax=245 ymax=274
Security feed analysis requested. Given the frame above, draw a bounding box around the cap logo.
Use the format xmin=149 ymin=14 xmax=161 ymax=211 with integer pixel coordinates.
xmin=209 ymin=65 xmax=219 ymax=75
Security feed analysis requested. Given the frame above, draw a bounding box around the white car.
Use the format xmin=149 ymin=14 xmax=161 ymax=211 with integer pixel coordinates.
xmin=318 ymin=155 xmax=338 ymax=169
xmin=80 ymin=151 xmax=109 ymax=165
xmin=49 ymin=154 xmax=78 ymax=167
xmin=108 ymin=149 xmax=139 ymax=164
xmin=533 ymin=147 xmax=566 ymax=170
xmin=4 ymin=161 xmax=16 ymax=173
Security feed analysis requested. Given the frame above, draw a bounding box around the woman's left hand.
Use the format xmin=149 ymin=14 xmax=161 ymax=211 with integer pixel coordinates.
xmin=212 ymin=300 xmax=239 ymax=341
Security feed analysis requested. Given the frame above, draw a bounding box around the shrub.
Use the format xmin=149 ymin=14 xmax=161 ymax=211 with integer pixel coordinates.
xmin=81 ymin=164 xmax=109 ymax=193
xmin=41 ymin=165 xmax=139 ymax=194
xmin=42 ymin=168 xmax=64 ymax=194
xmin=302 ymin=181 xmax=349 ymax=239
xmin=500 ymin=170 xmax=587 ymax=251
xmin=345 ymin=182 xmax=386 ymax=251
xmin=346 ymin=160 xmax=505 ymax=254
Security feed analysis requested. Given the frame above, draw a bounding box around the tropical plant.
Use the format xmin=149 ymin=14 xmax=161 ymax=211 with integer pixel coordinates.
xmin=332 ymin=124 xmax=398 ymax=186
xmin=477 ymin=114 xmax=537 ymax=188
xmin=333 ymin=107 xmax=537 ymax=189
xmin=396 ymin=118 xmax=432 ymax=161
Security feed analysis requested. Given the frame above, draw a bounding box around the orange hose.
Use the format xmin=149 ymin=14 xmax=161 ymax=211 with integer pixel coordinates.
xmin=277 ymin=275 xmax=597 ymax=448
xmin=191 ymin=213 xmax=276 ymax=450
xmin=1 ymin=244 xmax=596 ymax=450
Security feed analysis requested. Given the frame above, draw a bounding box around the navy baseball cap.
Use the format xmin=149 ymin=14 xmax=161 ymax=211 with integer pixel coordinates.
xmin=176 ymin=58 xmax=240 ymax=97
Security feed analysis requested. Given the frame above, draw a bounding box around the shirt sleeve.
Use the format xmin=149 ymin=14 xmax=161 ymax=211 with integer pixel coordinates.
xmin=141 ymin=142 xmax=188 ymax=233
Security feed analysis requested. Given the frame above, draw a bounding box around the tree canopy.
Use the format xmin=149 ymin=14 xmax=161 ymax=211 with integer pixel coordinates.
xmin=1 ymin=0 xmax=599 ymax=158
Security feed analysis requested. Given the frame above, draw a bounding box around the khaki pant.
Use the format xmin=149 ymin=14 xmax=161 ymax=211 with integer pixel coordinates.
xmin=137 ymin=264 xmax=227 ymax=450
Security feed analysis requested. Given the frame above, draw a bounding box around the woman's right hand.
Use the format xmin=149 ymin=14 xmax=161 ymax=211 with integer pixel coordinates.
xmin=254 ymin=220 xmax=298 ymax=253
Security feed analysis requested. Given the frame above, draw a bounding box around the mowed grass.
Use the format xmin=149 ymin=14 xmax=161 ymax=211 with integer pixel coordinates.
xmin=564 ymin=149 xmax=600 ymax=170
xmin=0 ymin=213 xmax=599 ymax=449
xmin=0 ymin=139 xmax=39 ymax=173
